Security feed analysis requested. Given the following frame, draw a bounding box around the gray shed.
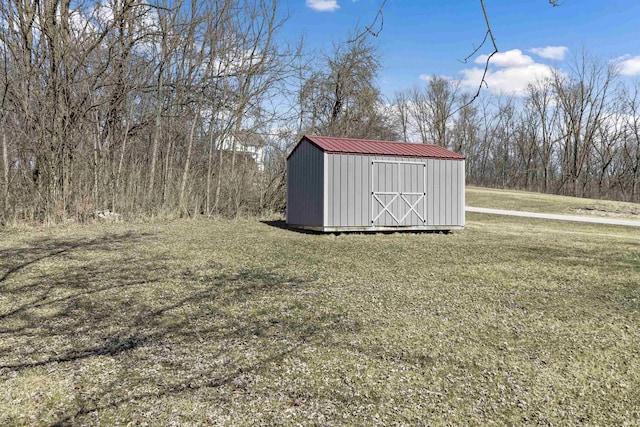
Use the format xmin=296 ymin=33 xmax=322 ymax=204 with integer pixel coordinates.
xmin=286 ymin=135 xmax=466 ymax=232
xmin=287 ymin=135 xmax=465 ymax=232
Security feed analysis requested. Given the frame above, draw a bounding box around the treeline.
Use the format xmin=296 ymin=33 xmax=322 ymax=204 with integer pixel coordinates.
xmin=393 ymin=57 xmax=640 ymax=202
xmin=0 ymin=0 xmax=299 ymax=223
xmin=1 ymin=1 xmax=638 ymax=225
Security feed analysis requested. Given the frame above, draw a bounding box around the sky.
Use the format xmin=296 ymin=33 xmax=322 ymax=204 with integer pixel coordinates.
xmin=282 ymin=0 xmax=640 ymax=97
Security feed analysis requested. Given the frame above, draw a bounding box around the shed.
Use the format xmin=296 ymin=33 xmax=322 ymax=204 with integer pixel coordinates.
xmin=286 ymin=135 xmax=465 ymax=232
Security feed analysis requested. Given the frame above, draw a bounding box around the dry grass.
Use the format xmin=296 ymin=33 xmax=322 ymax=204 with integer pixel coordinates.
xmin=1 ymin=212 xmax=639 ymax=425
xmin=467 ymin=186 xmax=640 ymax=219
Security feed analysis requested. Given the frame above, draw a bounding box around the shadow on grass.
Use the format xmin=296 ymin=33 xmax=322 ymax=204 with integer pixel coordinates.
xmin=261 ymin=220 xmax=453 ymax=235
xmin=515 ymin=240 xmax=640 ymax=271
xmin=260 ymin=220 xmax=323 ymax=235
xmin=0 ymin=232 xmax=158 ymax=325
xmin=0 ymin=231 xmax=355 ymax=425
xmin=0 ymin=231 xmax=145 ymax=285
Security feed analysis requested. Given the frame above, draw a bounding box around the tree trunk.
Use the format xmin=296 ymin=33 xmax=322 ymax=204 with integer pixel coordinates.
xmin=162 ymin=133 xmax=174 ymax=208
xmin=205 ymin=117 xmax=217 ymax=216
xmin=213 ymin=143 xmax=224 ymax=214
xmin=2 ymin=130 xmax=8 ymax=216
xmin=148 ymin=61 xmax=164 ymax=207
xmin=113 ymin=111 xmax=131 ymax=211
xmin=179 ymin=109 xmax=199 ymax=214
xmin=93 ymin=122 xmax=100 ymax=210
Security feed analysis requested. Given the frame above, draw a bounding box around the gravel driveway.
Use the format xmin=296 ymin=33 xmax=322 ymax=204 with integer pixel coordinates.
xmin=466 ymin=206 xmax=640 ymax=227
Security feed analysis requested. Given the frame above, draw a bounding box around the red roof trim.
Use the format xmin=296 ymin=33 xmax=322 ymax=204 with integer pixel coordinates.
xmin=287 ymin=135 xmax=465 ymax=160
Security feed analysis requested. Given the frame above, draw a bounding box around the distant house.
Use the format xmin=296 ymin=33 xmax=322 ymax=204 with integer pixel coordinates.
xmin=218 ymin=130 xmax=265 ymax=170
xmin=286 ymin=135 xmax=465 ymax=232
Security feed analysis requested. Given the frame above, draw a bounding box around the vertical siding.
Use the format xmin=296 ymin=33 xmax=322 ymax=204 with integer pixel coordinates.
xmin=459 ymin=160 xmax=466 ymax=226
xmin=354 ymin=156 xmax=361 ymax=225
xmin=439 ymin=161 xmax=446 ymax=224
xmin=323 ymin=153 xmax=329 ymax=225
xmin=286 ymin=140 xmax=324 ymax=226
xmin=331 ymin=156 xmax=339 ymax=225
xmin=426 ymin=159 xmax=434 ymax=225
xmin=445 ymin=161 xmax=452 ymax=223
xmin=361 ymin=155 xmax=370 ymax=226
xmin=450 ymin=161 xmax=456 ymax=224
xmin=426 ymin=159 xmax=465 ymax=226
xmin=433 ymin=160 xmax=441 ymax=224
xmin=325 ymin=153 xmax=465 ymax=228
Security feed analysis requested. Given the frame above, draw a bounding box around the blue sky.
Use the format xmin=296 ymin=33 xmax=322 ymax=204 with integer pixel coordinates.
xmin=283 ymin=0 xmax=640 ymax=96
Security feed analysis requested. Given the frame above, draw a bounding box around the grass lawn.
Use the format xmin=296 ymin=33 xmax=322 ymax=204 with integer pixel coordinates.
xmin=1 ymin=210 xmax=639 ymax=424
xmin=467 ymin=186 xmax=640 ymax=219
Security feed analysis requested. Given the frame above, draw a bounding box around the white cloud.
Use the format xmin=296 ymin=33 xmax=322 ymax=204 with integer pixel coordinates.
xmin=614 ymin=55 xmax=640 ymax=76
xmin=462 ymin=49 xmax=556 ymax=96
xmin=306 ymin=0 xmax=340 ymax=12
xmin=529 ymin=46 xmax=569 ymax=60
xmin=476 ymin=49 xmax=534 ymax=68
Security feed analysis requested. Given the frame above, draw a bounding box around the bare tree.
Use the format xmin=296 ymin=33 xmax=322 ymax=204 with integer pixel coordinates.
xmin=621 ymin=81 xmax=640 ymax=202
xmin=392 ymin=90 xmax=411 ymax=142
xmin=1 ymin=22 xmax=10 ymax=221
xmin=300 ymin=37 xmax=398 ymax=140
xmin=552 ymin=51 xmax=617 ymax=197
xmin=450 ymin=93 xmax=480 ymax=175
xmin=416 ymin=76 xmax=460 ymax=147
xmin=524 ymin=78 xmax=561 ymax=192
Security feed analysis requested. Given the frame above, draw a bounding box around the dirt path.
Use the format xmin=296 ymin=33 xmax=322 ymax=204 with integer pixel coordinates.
xmin=466 ymin=206 xmax=640 ymax=228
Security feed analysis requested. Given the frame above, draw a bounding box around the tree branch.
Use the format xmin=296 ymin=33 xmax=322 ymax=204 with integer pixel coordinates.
xmin=352 ymin=0 xmax=498 ymax=113
xmin=451 ymin=0 xmax=498 ymax=116
xmin=468 ymin=0 xmax=498 ymax=101
xmin=347 ymin=0 xmax=387 ymax=43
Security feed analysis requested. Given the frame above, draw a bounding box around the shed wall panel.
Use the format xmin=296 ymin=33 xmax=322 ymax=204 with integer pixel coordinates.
xmin=361 ymin=155 xmax=370 ymax=226
xmin=348 ymin=156 xmax=355 ymax=225
xmin=426 ymin=160 xmax=432 ymax=224
xmin=286 ymin=140 xmax=324 ymax=226
xmin=426 ymin=158 xmax=462 ymax=226
xmin=433 ymin=160 xmax=441 ymax=224
xmin=445 ymin=161 xmax=451 ymax=224
xmin=324 ymin=153 xmax=464 ymax=229
xmin=451 ymin=161 xmax=458 ymax=225
xmin=323 ymin=153 xmax=329 ymax=226
xmin=354 ymin=157 xmax=361 ymax=225
xmin=459 ymin=161 xmax=466 ymax=226
xmin=331 ymin=156 xmax=339 ymax=225
xmin=439 ymin=161 xmax=446 ymax=224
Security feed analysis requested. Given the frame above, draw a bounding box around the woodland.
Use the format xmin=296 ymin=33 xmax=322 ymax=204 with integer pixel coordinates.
xmin=1 ymin=0 xmax=639 ymax=224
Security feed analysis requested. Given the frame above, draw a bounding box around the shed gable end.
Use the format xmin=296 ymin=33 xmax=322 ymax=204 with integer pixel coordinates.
xmin=286 ymin=140 xmax=324 ymax=226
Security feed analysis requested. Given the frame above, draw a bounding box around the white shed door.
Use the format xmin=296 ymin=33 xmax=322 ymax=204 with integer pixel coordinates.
xmin=371 ymin=160 xmax=426 ymax=227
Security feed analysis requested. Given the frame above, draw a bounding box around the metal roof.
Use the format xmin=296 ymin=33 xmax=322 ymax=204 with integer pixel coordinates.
xmin=289 ymin=135 xmax=465 ymax=160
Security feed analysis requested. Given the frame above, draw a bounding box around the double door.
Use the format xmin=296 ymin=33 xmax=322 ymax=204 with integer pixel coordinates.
xmin=371 ymin=160 xmax=426 ymax=227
